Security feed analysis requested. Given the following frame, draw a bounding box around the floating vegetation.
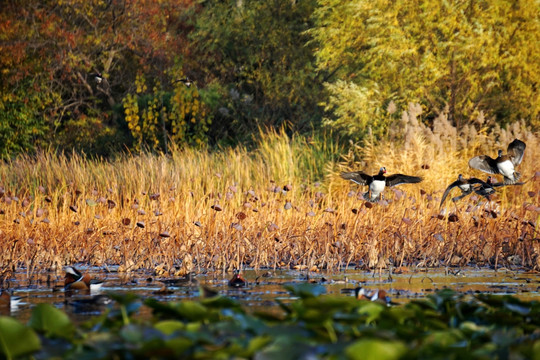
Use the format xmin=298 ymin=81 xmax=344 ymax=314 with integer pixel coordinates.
xmin=0 ymin=286 xmax=539 ymax=359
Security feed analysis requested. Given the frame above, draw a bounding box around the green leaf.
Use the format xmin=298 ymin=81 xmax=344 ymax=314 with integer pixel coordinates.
xmin=164 ymin=337 xmax=193 ymax=356
xmin=0 ymin=316 xmax=41 ymax=360
xmin=345 ymin=339 xmax=407 ymax=360
xmin=532 ymin=340 xmax=540 ymax=360
xmin=459 ymin=321 xmax=489 ymax=335
xmin=120 ymin=324 xmax=146 ymax=343
xmin=284 ymin=283 xmax=327 ymax=298
xmin=255 ymin=335 xmax=317 ymax=360
xmin=174 ymin=301 xmax=209 ymax=321
xmin=155 ymin=320 xmax=185 ymax=335
xmin=356 ymin=301 xmax=386 ymax=323
xmin=201 ymin=295 xmax=242 ymax=310
xmin=244 ymin=336 xmax=272 ymax=356
xmin=302 ymin=295 xmax=358 ymax=311
xmin=28 ymin=303 xmax=74 ymax=339
xmin=107 ymin=292 xmax=140 ymax=306
xmin=424 ymin=329 xmax=464 ymax=347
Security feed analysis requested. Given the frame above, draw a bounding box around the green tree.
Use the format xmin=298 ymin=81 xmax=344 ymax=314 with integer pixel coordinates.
xmin=122 ymin=69 xmax=212 ymax=152
xmin=0 ymin=85 xmax=49 ymax=158
xmin=189 ymin=0 xmax=325 ymax=144
xmin=310 ymin=0 xmax=540 ymax=139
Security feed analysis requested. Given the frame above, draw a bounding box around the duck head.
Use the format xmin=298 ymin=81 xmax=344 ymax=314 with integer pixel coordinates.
xmin=65 ymin=266 xmax=83 ymax=282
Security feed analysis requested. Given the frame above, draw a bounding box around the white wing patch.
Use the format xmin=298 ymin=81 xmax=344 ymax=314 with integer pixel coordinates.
xmin=369 ymin=180 xmax=386 ymax=199
xmin=497 ymin=160 xmax=515 ymax=179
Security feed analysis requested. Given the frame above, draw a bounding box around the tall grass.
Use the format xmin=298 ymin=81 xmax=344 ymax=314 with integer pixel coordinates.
xmin=0 ymin=116 xmax=538 ymax=278
xmin=333 ymin=104 xmax=539 ymax=193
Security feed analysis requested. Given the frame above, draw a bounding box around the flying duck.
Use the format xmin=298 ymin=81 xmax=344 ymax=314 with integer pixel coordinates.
xmin=473 ymin=176 xmax=499 ymax=199
xmin=440 ymin=175 xmax=496 ymax=207
xmin=341 ymin=167 xmax=422 ymax=202
xmin=89 ymin=72 xmax=103 ymax=84
xmin=468 ymin=139 xmax=526 ymax=184
xmin=175 ymin=77 xmax=193 ymax=88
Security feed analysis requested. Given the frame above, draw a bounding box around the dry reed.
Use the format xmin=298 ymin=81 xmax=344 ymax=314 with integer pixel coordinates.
xmin=0 ymin=110 xmax=539 ymax=279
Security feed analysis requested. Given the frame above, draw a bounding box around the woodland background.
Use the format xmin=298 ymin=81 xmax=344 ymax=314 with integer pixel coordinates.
xmin=1 ymin=0 xmax=539 ymax=159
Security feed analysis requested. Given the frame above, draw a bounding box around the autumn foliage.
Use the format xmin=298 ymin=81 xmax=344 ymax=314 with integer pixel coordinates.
xmin=0 ymin=1 xmax=539 ymax=275
xmin=1 ymin=0 xmax=539 ymax=158
xmin=1 ymin=0 xmax=198 ymax=156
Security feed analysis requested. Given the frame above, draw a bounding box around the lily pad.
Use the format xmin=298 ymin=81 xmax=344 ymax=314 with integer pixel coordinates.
xmin=28 ymin=303 xmax=74 ymax=339
xmin=345 ymin=339 xmax=407 ymax=360
xmin=0 ymin=316 xmax=41 ymax=359
xmin=284 ymin=283 xmax=327 ymax=298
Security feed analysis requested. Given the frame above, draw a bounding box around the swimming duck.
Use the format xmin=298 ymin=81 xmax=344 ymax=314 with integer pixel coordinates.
xmin=354 ymin=286 xmax=393 ymax=305
xmin=64 ymin=266 xmax=104 ymax=291
xmin=228 ymin=272 xmax=247 ymax=288
xmin=0 ymin=290 xmax=22 ymax=309
xmin=341 ymin=167 xmax=422 ymax=202
xmin=468 ymin=139 xmax=526 ymax=184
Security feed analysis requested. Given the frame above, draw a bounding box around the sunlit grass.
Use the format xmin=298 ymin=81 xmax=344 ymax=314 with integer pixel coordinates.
xmin=0 ymin=124 xmax=538 ymax=278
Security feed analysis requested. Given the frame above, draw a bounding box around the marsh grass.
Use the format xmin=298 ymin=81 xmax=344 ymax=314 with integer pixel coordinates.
xmin=0 ymin=115 xmax=539 ymax=279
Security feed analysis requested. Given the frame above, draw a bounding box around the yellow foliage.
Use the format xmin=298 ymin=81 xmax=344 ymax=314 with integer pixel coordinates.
xmin=311 ymin=0 xmax=540 ymax=135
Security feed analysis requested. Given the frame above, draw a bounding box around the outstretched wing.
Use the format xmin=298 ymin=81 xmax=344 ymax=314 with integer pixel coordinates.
xmin=385 ymin=174 xmax=422 ymax=187
xmin=492 ymin=181 xmax=524 ymax=188
xmin=340 ymin=171 xmax=372 ymax=186
xmin=468 ymin=155 xmax=498 ymax=174
xmin=467 ymin=177 xmax=487 ymax=185
xmin=507 ymin=139 xmax=526 ymax=166
xmin=472 ymin=182 xmax=495 ymax=198
xmin=439 ymin=179 xmax=461 ymax=208
xmin=451 ymin=193 xmax=472 ymax=202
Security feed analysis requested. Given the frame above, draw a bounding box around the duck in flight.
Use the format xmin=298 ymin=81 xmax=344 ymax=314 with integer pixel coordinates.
xmin=341 ymin=167 xmax=422 ymax=202
xmin=440 ymin=175 xmax=498 ymax=207
xmin=468 ymin=139 xmax=526 ymax=184
xmin=174 ymin=77 xmax=193 ymax=88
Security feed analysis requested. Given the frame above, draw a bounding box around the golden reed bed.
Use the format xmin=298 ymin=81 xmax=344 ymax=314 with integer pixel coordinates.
xmin=0 ymin=118 xmax=539 ymax=278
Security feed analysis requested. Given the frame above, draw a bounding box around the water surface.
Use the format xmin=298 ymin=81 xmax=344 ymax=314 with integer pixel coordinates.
xmin=5 ymin=266 xmax=539 ymax=322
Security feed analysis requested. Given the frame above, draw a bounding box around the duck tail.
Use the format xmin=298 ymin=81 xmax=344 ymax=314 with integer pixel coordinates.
xmin=505 ymin=172 xmax=521 ymax=185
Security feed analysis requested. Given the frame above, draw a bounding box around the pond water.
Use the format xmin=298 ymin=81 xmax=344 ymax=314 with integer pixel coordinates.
xmin=4 ymin=266 xmax=540 ymax=322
